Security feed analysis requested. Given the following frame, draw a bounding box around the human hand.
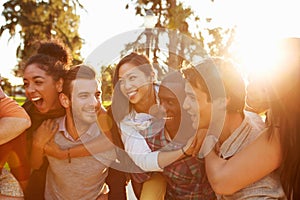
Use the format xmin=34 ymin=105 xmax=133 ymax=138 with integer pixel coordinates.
xmin=44 ymin=139 xmax=67 ymax=159
xmin=33 ymin=119 xmax=58 ymax=148
xmin=182 ymin=129 xmax=208 ymax=156
xmin=182 ymin=136 xmax=195 ymax=156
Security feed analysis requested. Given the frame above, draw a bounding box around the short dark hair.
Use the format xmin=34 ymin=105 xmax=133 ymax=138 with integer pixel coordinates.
xmin=62 ymin=64 xmax=97 ymax=98
xmin=182 ymin=57 xmax=246 ymax=114
xmin=160 ymin=70 xmax=186 ymax=105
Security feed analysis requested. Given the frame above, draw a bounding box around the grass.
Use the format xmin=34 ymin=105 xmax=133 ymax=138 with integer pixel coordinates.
xmin=10 ymin=96 xmax=111 ymax=108
xmin=10 ymin=96 xmax=26 ymax=106
xmin=4 ymin=162 xmax=10 ymax=170
xmin=102 ymin=100 xmax=111 ymax=108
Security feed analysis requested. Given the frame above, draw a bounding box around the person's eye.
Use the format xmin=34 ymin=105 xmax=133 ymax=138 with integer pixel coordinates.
xmin=35 ymin=81 xmax=43 ymax=85
xmin=79 ymin=94 xmax=89 ymax=99
xmin=168 ymin=100 xmax=174 ymax=105
xmin=23 ymin=82 xmax=28 ymax=88
xmin=119 ymin=79 xmax=124 ymax=85
xmin=129 ymin=75 xmax=136 ymax=81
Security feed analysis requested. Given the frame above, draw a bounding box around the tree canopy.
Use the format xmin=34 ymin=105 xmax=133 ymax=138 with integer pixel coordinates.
xmin=0 ymin=0 xmax=84 ymax=76
xmin=125 ymin=0 xmax=236 ymax=68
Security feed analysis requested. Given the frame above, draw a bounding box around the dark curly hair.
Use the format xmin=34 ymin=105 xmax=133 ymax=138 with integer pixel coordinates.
xmin=23 ymin=39 xmax=72 ymax=81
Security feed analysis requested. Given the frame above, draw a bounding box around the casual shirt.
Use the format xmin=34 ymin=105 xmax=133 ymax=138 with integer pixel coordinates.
xmin=119 ymin=84 xmax=162 ymax=172
xmin=125 ymin=117 xmax=215 ymax=200
xmin=120 ymin=112 xmax=164 ymax=171
xmin=217 ymin=111 xmax=286 ymax=200
xmin=45 ymin=116 xmax=113 ymax=200
xmin=23 ymin=101 xmax=65 ymax=200
xmin=145 ymin=128 xmax=215 ymax=200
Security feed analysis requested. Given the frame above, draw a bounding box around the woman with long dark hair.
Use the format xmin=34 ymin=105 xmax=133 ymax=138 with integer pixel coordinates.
xmin=198 ymin=37 xmax=300 ymax=199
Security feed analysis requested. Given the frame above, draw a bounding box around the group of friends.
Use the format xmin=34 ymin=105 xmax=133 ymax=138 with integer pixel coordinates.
xmin=0 ymin=37 xmax=300 ymax=200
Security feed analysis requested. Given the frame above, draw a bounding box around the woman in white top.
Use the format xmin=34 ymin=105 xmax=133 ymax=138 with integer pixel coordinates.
xmin=111 ymin=52 xmax=190 ymax=199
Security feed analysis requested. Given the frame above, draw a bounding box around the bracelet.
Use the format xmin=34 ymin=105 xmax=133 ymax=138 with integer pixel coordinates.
xmin=181 ymin=146 xmax=191 ymax=157
xmin=67 ymin=148 xmax=71 ymax=163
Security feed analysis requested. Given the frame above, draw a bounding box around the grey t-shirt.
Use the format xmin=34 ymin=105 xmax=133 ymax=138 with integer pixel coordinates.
xmin=45 ymin=116 xmax=112 ymax=200
xmin=217 ymin=111 xmax=286 ymax=200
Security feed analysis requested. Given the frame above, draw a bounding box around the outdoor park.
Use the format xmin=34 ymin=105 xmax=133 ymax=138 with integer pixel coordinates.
xmin=1 ymin=0 xmax=299 ymax=105
xmin=1 ymin=0 xmax=300 ymax=199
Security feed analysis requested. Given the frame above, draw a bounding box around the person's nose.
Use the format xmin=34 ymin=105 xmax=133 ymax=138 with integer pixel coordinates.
xmin=160 ymin=101 xmax=169 ymax=112
xmin=26 ymin=83 xmax=36 ymax=93
xmin=123 ymin=79 xmax=133 ymax=91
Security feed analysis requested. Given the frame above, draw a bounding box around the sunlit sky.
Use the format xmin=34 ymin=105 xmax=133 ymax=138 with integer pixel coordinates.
xmin=1 ymin=0 xmax=300 ymax=85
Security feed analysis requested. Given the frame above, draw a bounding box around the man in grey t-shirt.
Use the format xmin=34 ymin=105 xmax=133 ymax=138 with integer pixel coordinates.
xmin=31 ymin=64 xmax=114 ymax=200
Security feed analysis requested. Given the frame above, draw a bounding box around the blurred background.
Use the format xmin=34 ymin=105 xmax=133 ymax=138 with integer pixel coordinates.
xmin=1 ymin=0 xmax=300 ymax=106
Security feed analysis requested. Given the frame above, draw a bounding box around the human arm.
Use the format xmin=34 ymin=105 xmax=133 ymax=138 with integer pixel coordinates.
xmin=205 ymin=129 xmax=282 ymax=195
xmin=30 ymin=119 xmax=58 ymax=169
xmin=0 ymin=91 xmax=31 ymax=144
xmin=120 ymin=123 xmax=191 ymax=171
xmin=157 ymin=142 xmax=191 ymax=168
xmin=43 ymin=108 xmax=114 ymax=159
xmin=44 ymin=133 xmax=114 ymax=159
xmin=182 ymin=129 xmax=207 ymax=157
xmin=7 ymin=132 xmax=31 ymax=192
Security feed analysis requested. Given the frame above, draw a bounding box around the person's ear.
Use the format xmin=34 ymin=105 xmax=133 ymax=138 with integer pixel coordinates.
xmin=56 ymin=78 xmax=63 ymax=93
xmin=59 ymin=93 xmax=70 ymax=108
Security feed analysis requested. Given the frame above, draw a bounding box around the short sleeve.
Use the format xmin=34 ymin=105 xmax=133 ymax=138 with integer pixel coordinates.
xmin=0 ymin=97 xmax=30 ymax=120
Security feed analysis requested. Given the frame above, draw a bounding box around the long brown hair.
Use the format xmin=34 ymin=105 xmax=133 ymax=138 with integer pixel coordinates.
xmin=267 ymin=37 xmax=300 ymax=199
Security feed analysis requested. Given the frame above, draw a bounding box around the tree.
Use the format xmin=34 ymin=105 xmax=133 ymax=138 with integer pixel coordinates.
xmin=0 ymin=0 xmax=84 ymax=76
xmin=125 ymin=0 xmax=236 ymax=70
xmin=0 ymin=76 xmax=12 ymax=95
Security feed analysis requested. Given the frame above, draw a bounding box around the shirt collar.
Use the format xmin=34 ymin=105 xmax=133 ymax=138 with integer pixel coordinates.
xmin=58 ymin=116 xmax=98 ymax=142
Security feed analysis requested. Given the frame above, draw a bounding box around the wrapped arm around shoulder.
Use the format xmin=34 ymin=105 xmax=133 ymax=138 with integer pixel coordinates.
xmin=44 ymin=132 xmax=114 ymax=159
xmin=121 ymin=124 xmax=192 ymax=171
xmin=205 ymin=129 xmax=282 ymax=195
xmin=44 ymin=109 xmax=115 ymax=159
xmin=157 ymin=136 xmax=194 ymax=169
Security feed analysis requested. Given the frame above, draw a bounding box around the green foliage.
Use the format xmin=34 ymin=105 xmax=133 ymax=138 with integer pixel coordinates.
xmin=0 ymin=0 xmax=84 ymax=76
xmin=4 ymin=162 xmax=10 ymax=170
xmin=206 ymin=26 xmax=236 ymax=57
xmin=125 ymin=0 xmax=236 ymax=62
xmin=0 ymin=76 xmax=12 ymax=94
xmin=100 ymin=65 xmax=115 ymax=102
xmin=10 ymin=95 xmax=26 ymax=106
